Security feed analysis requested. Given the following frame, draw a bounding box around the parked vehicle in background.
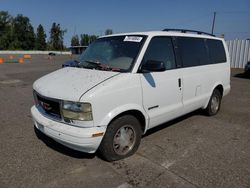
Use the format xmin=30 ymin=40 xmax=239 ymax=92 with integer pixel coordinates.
xmin=31 ymin=29 xmax=231 ymax=161
xmin=48 ymin=52 xmax=56 ymax=56
xmin=62 ymin=60 xmax=79 ymax=68
xmin=244 ymin=61 xmax=250 ymax=75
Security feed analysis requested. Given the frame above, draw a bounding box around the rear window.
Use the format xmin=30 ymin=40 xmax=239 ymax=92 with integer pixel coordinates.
xmin=207 ymin=39 xmax=226 ymax=63
xmin=177 ymin=37 xmax=210 ymax=67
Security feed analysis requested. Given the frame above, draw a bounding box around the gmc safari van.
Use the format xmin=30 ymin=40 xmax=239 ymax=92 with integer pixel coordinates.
xmin=31 ymin=29 xmax=230 ymax=161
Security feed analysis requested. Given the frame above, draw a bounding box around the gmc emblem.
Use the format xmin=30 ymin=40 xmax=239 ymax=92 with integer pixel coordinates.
xmin=40 ymin=101 xmax=52 ymax=111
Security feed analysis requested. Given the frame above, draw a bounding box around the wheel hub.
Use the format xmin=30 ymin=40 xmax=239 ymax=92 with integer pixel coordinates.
xmin=211 ymin=95 xmax=219 ymax=113
xmin=113 ymin=125 xmax=136 ymax=155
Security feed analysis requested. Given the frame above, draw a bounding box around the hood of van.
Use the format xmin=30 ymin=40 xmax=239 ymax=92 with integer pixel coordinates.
xmin=33 ymin=67 xmax=120 ymax=101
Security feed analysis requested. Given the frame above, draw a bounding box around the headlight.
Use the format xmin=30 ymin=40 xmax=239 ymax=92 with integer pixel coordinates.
xmin=62 ymin=101 xmax=93 ymax=121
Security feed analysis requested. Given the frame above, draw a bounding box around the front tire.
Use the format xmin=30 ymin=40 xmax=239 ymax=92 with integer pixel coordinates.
xmin=98 ymin=115 xmax=142 ymax=161
xmin=205 ymin=89 xmax=222 ymax=116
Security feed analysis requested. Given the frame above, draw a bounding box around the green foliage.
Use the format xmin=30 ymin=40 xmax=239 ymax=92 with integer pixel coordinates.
xmin=80 ymin=34 xmax=89 ymax=46
xmin=35 ymin=24 xmax=47 ymax=50
xmin=80 ymin=34 xmax=98 ymax=46
xmin=0 ymin=11 xmax=11 ymax=34
xmin=0 ymin=12 xmax=36 ymax=50
xmin=71 ymin=35 xmax=80 ymax=46
xmin=0 ymin=12 xmax=66 ymax=51
xmin=0 ymin=11 xmax=12 ymax=50
xmin=48 ymin=22 xmax=66 ymax=50
xmin=0 ymin=11 xmax=112 ymax=50
xmin=105 ymin=29 xmax=113 ymax=35
xmin=10 ymin=14 xmax=35 ymax=50
xmin=89 ymin=35 xmax=98 ymax=44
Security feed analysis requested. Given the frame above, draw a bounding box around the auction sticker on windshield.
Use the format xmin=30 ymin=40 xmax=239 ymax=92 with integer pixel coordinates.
xmin=124 ymin=36 xmax=143 ymax=42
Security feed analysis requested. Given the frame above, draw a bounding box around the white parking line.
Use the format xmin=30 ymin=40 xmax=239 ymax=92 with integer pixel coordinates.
xmin=0 ymin=79 xmax=22 ymax=84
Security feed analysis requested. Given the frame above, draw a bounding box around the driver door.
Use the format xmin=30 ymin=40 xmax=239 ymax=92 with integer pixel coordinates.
xmin=139 ymin=36 xmax=183 ymax=128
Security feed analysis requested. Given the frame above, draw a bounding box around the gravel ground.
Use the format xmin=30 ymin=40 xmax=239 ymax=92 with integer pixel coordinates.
xmin=0 ymin=55 xmax=249 ymax=188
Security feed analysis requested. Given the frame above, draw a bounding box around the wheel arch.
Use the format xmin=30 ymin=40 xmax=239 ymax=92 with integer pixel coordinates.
xmin=214 ymin=84 xmax=224 ymax=96
xmin=110 ymin=110 xmax=147 ymax=133
xmin=204 ymin=83 xmax=224 ymax=109
xmin=99 ymin=105 xmax=149 ymax=134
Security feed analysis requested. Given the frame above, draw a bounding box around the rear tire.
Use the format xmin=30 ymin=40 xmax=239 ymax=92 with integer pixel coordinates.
xmin=205 ymin=89 xmax=222 ymax=116
xmin=98 ymin=115 xmax=142 ymax=161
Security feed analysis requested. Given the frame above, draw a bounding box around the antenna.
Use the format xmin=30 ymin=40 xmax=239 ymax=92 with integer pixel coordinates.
xmin=211 ymin=12 xmax=216 ymax=35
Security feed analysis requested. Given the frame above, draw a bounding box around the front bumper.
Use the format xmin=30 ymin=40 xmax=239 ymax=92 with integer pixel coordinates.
xmin=31 ymin=105 xmax=105 ymax=153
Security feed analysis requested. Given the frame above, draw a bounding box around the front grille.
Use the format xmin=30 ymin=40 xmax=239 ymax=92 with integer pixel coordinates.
xmin=35 ymin=92 xmax=61 ymax=119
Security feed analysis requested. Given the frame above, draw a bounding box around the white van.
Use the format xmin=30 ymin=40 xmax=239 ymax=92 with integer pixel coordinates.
xmin=31 ymin=29 xmax=230 ymax=161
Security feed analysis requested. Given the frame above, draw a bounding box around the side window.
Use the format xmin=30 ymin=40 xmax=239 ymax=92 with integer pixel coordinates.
xmin=178 ymin=37 xmax=210 ymax=67
xmin=207 ymin=39 xmax=226 ymax=63
xmin=142 ymin=37 xmax=176 ymax=70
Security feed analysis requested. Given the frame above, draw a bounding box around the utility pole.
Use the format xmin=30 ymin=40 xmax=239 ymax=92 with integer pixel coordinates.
xmin=211 ymin=12 xmax=216 ymax=35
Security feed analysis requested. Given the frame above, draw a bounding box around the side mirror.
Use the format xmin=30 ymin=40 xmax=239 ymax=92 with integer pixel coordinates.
xmin=140 ymin=60 xmax=166 ymax=73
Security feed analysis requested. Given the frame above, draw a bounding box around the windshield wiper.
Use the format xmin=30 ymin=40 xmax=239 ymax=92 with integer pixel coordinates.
xmin=83 ymin=60 xmax=113 ymax=71
xmin=78 ymin=60 xmax=97 ymax=69
xmin=80 ymin=59 xmax=123 ymax=72
xmin=84 ymin=60 xmax=101 ymax=66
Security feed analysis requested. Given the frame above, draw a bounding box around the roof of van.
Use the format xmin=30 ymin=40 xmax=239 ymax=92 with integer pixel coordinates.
xmin=100 ymin=31 xmax=223 ymax=40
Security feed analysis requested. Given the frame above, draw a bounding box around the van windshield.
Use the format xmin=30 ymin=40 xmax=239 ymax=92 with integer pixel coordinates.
xmin=78 ymin=35 xmax=146 ymax=72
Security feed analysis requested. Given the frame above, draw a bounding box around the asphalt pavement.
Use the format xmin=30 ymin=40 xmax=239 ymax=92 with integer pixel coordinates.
xmin=0 ymin=55 xmax=249 ymax=188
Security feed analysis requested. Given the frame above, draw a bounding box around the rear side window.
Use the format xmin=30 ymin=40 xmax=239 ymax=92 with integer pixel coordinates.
xmin=177 ymin=37 xmax=210 ymax=67
xmin=207 ymin=39 xmax=226 ymax=63
xmin=142 ymin=37 xmax=176 ymax=70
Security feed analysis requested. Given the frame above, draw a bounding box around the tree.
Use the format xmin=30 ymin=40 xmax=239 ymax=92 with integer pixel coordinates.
xmin=0 ymin=11 xmax=11 ymax=35
xmin=80 ymin=34 xmax=89 ymax=46
xmin=80 ymin=34 xmax=98 ymax=46
xmin=9 ymin=14 xmax=35 ymax=50
xmin=89 ymin=35 xmax=98 ymax=44
xmin=105 ymin=29 xmax=113 ymax=35
xmin=35 ymin=24 xmax=46 ymax=50
xmin=71 ymin=35 xmax=80 ymax=46
xmin=48 ymin=22 xmax=66 ymax=50
xmin=0 ymin=11 xmax=12 ymax=50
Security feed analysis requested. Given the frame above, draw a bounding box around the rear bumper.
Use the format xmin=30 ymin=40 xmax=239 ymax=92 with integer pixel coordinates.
xmin=31 ymin=106 xmax=105 ymax=153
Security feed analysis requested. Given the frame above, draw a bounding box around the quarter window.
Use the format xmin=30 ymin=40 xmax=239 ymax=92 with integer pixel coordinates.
xmin=207 ymin=39 xmax=226 ymax=63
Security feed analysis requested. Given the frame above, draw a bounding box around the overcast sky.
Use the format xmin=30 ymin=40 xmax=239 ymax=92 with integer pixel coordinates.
xmin=2 ymin=0 xmax=250 ymax=46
